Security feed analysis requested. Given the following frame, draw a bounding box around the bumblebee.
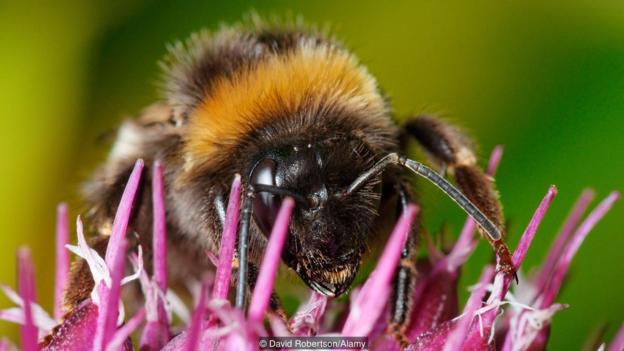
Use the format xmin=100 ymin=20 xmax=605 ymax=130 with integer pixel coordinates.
xmin=66 ymin=18 xmax=513 ymax=339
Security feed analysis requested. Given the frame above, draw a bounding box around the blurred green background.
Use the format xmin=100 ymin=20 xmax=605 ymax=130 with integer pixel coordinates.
xmin=1 ymin=0 xmax=622 ymax=349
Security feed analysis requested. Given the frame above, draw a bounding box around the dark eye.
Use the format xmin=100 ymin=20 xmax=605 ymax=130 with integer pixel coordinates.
xmin=250 ymin=159 xmax=281 ymax=237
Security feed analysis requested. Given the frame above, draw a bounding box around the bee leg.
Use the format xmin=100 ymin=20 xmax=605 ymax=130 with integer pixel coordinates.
xmin=403 ymin=115 xmax=513 ymax=274
xmin=235 ymin=187 xmax=254 ymax=309
xmin=388 ymin=182 xmax=420 ymax=347
xmin=234 ymin=186 xmax=291 ymax=322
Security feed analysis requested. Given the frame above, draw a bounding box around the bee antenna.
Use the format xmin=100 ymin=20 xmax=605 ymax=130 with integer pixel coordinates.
xmin=402 ymin=158 xmax=502 ymax=241
xmin=253 ymin=184 xmax=308 ymax=206
xmin=341 ymin=153 xmax=502 ymax=242
xmin=235 ymin=186 xmax=255 ymax=310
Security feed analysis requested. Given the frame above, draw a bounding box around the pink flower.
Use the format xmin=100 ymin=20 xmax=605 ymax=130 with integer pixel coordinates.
xmin=0 ymin=148 xmax=621 ymax=351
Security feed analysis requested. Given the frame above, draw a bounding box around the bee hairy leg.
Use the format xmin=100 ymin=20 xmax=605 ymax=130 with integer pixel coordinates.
xmin=403 ymin=115 xmax=514 ymax=275
xmin=388 ymin=183 xmax=420 ymax=347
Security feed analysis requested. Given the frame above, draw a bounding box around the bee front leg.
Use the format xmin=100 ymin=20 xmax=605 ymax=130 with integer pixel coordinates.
xmin=234 ymin=187 xmax=289 ymax=322
xmin=388 ymin=182 xmax=420 ymax=347
xmin=403 ymin=115 xmax=513 ymax=274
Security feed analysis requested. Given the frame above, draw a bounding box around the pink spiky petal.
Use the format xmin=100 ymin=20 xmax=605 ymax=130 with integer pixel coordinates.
xmin=139 ymin=160 xmax=171 ymax=350
xmin=92 ymin=159 xmax=143 ymax=351
xmin=410 ymin=320 xmax=460 ymax=351
xmin=443 ymin=265 xmax=495 ymax=351
xmin=511 ymin=186 xmax=558 ymax=278
xmin=159 ymin=296 xmax=231 ymax=351
xmin=486 ymin=145 xmax=504 ymax=175
xmin=534 ymin=188 xmax=595 ymax=292
xmin=200 ymin=176 xmax=242 ymax=350
xmin=141 ymin=317 xmax=171 ymax=351
xmin=501 ymin=303 xmax=567 ymax=351
xmin=463 ymin=186 xmax=557 ymax=348
xmin=93 ymin=239 xmax=129 ymax=351
xmin=185 ymin=275 xmax=211 ymax=351
xmin=500 ymin=192 xmax=619 ymax=351
xmin=152 ymin=161 xmax=168 ymax=292
xmin=17 ymin=248 xmax=37 ymax=351
xmin=0 ymin=283 xmax=54 ymax=333
xmin=248 ymin=198 xmax=295 ymax=324
xmin=342 ymin=204 xmax=418 ymax=337
xmin=540 ymin=191 xmax=619 ymax=308
xmin=138 ymin=293 xmax=162 ymax=350
xmin=608 ymin=323 xmax=624 ymax=351
xmin=136 ymin=263 xmax=169 ymax=350
xmin=269 ymin=313 xmax=292 ymax=337
xmin=212 ymin=174 xmax=242 ymax=301
xmin=104 ymin=159 xmax=144 ymax=268
xmin=206 ymin=300 xmax=261 ymax=351
xmin=406 ymin=266 xmax=459 ymax=340
xmin=162 ymin=298 xmax=257 ymax=351
xmin=106 ymin=308 xmax=146 ymax=351
xmin=410 ymin=267 xmax=495 ymax=351
xmin=41 ymin=301 xmax=99 ymax=350
xmin=289 ymin=292 xmax=328 ymax=336
xmin=215 ymin=308 xmax=260 ymax=351
xmin=54 ymin=203 xmax=70 ymax=321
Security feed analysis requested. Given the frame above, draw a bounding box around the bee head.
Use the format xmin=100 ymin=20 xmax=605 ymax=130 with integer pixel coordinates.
xmin=248 ymin=137 xmax=381 ymax=297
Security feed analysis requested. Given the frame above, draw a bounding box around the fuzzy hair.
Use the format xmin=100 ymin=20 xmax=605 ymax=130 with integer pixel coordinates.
xmin=158 ymin=18 xmax=397 ymax=181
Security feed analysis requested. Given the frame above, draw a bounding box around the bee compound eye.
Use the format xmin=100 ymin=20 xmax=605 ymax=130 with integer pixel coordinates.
xmin=250 ymin=159 xmax=282 ymax=237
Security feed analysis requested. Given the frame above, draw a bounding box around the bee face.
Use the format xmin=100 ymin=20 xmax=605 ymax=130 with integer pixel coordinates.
xmin=248 ymin=138 xmax=381 ymax=296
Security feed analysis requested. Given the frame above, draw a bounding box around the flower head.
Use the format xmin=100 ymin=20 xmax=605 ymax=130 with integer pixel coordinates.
xmin=0 ymin=149 xmax=620 ymax=351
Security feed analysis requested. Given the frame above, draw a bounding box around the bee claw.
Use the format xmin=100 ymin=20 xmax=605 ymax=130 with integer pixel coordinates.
xmin=495 ymin=258 xmax=518 ymax=284
xmin=493 ymin=239 xmax=517 ymax=278
xmin=387 ymin=322 xmax=409 ymax=349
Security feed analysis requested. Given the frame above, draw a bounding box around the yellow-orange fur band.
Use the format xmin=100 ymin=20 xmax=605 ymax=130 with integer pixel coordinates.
xmin=183 ymin=43 xmax=386 ymax=171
